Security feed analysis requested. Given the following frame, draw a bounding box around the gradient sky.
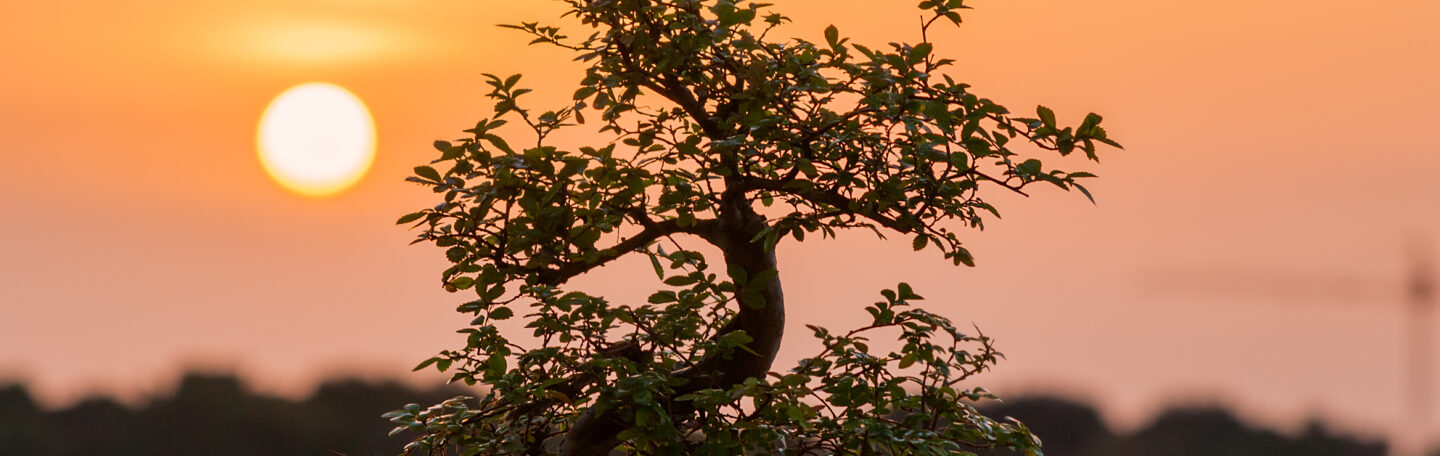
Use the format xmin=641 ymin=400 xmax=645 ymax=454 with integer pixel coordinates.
xmin=3 ymin=0 xmax=1439 ymax=448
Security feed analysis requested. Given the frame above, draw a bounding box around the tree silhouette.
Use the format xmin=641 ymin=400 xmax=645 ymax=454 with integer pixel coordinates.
xmin=975 ymin=397 xmax=1118 ymax=455
xmin=972 ymin=397 xmax=1386 ymax=456
xmin=0 ymin=384 xmax=47 ymax=454
xmin=0 ymin=374 xmax=468 ymax=455
xmin=394 ymin=1 xmax=1117 ymax=454
xmin=0 ymin=378 xmax=1391 ymax=455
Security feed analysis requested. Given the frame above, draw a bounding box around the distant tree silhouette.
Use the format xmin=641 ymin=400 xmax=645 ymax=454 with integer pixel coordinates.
xmin=973 ymin=396 xmax=1385 ymax=456
xmin=52 ymin=397 xmax=139 ymax=454
xmin=975 ymin=397 xmax=1118 ymax=455
xmin=305 ymin=379 xmax=464 ymax=454
xmin=1124 ymin=407 xmax=1383 ymax=456
xmin=1128 ymin=407 xmax=1281 ymax=456
xmin=1287 ymin=420 xmax=1388 ymax=456
xmin=2 ymin=379 xmax=1393 ymax=456
xmin=0 ymin=384 xmax=47 ymax=455
xmin=0 ymin=373 xmax=468 ymax=456
xmin=141 ymin=374 xmax=304 ymax=455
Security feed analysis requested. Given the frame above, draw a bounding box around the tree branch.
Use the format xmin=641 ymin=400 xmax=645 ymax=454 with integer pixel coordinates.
xmin=534 ymin=217 xmax=717 ymax=285
xmin=734 ymin=176 xmax=916 ymax=234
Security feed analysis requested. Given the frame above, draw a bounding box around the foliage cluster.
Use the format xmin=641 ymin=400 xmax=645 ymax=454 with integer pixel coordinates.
xmin=391 ymin=1 xmax=1116 ymax=454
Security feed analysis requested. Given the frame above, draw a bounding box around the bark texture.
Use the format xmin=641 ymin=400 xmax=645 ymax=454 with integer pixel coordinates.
xmin=559 ymin=191 xmax=785 ymax=456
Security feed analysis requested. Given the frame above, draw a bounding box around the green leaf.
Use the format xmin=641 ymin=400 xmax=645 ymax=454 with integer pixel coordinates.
xmin=484 ymin=134 xmax=514 ymax=154
xmin=955 ymin=247 xmax=976 ymax=267
xmin=898 ymin=352 xmax=918 ymax=369
xmin=396 ymin=212 xmax=425 ymax=225
xmin=718 ymin=330 xmax=754 ymax=350
xmin=486 ymin=355 xmax=507 ymax=377
xmin=450 ymin=276 xmax=474 ymax=290
xmin=664 ymin=275 xmax=699 ymax=287
xmin=910 ymin=43 xmax=932 ymax=64
xmin=1036 ymin=105 xmax=1056 ymax=128
xmin=559 ymin=157 xmax=589 ymax=177
xmin=648 ymin=253 xmax=665 ymax=279
xmin=412 ymin=357 xmax=440 ymax=371
xmin=1017 ymin=159 xmax=1042 ymax=177
xmin=741 ymin=288 xmax=767 ymax=309
xmin=912 ymin=234 xmax=929 ymax=251
xmin=897 ymin=282 xmax=923 ymax=300
xmin=413 ymin=166 xmax=441 ymax=182
xmin=749 ymin=269 xmax=779 ymax=287
xmin=1074 ymin=182 xmax=1097 ymax=205
xmin=482 ymin=284 xmax=505 ymax=301
xmin=490 ymin=306 xmax=514 ymax=320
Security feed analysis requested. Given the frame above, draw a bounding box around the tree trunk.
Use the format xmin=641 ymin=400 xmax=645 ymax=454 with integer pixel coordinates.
xmin=700 ymin=193 xmax=786 ymax=389
xmin=559 ymin=194 xmax=785 ymax=455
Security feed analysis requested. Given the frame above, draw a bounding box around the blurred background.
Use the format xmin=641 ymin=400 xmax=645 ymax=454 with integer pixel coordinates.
xmin=2 ymin=0 xmax=1437 ymax=454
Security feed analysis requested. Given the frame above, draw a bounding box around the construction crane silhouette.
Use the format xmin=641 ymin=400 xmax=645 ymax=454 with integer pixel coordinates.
xmin=1404 ymin=245 xmax=1433 ymax=456
xmin=1142 ymin=240 xmax=1435 ymax=456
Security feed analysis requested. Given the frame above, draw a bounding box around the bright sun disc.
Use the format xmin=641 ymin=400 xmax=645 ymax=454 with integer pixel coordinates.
xmin=257 ymin=82 xmax=375 ymax=197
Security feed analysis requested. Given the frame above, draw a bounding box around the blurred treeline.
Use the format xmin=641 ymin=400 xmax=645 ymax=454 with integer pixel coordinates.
xmin=0 ymin=373 xmax=467 ymax=456
xmin=975 ymin=397 xmax=1388 ymax=456
xmin=0 ymin=373 xmax=1392 ymax=455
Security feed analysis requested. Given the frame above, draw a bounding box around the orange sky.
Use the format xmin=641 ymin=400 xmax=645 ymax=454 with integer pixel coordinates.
xmin=3 ymin=0 xmax=1440 ymax=448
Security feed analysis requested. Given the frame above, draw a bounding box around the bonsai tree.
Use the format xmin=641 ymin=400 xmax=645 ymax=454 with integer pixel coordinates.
xmin=389 ymin=1 xmax=1118 ymax=454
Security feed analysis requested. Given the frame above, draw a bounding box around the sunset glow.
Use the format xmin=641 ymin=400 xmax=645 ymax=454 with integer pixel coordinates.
xmin=2 ymin=0 xmax=1440 ymax=452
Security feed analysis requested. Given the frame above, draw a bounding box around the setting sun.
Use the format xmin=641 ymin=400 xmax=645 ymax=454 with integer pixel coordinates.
xmin=257 ymin=82 xmax=375 ymax=197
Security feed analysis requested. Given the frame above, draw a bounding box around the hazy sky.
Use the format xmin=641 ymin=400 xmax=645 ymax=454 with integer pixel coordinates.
xmin=3 ymin=0 xmax=1439 ymax=448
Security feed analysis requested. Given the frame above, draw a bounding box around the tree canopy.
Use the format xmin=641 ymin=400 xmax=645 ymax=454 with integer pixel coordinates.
xmin=390 ymin=1 xmax=1118 ymax=454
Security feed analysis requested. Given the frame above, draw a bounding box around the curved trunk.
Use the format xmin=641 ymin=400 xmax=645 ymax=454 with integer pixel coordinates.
xmin=700 ymin=197 xmax=786 ymax=388
xmin=559 ymin=195 xmax=785 ymax=456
